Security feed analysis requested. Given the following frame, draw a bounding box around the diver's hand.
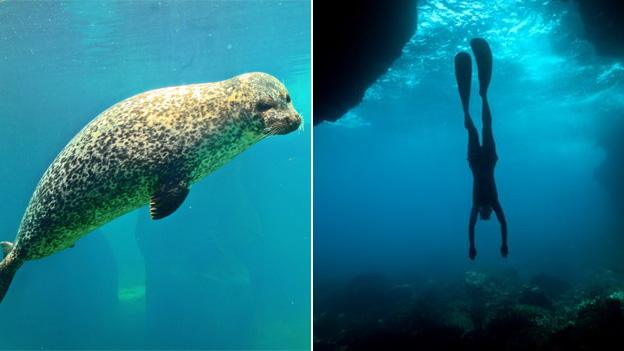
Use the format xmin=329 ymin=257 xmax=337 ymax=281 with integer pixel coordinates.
xmin=500 ymin=244 xmax=509 ymax=258
xmin=469 ymin=246 xmax=477 ymax=260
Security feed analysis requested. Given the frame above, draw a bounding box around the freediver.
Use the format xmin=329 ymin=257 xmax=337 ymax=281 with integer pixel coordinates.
xmin=454 ymin=38 xmax=508 ymax=260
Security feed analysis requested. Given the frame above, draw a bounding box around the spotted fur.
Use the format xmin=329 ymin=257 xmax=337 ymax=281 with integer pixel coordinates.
xmin=8 ymin=72 xmax=301 ymax=261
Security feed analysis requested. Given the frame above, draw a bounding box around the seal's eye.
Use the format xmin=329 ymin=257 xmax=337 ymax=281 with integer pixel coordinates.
xmin=286 ymin=94 xmax=291 ymax=103
xmin=256 ymin=102 xmax=274 ymax=112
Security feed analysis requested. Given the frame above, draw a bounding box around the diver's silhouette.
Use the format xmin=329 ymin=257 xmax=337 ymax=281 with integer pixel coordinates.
xmin=454 ymin=38 xmax=508 ymax=260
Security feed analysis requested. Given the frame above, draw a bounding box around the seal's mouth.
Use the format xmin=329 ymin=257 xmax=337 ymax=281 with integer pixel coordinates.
xmin=265 ymin=112 xmax=302 ymax=135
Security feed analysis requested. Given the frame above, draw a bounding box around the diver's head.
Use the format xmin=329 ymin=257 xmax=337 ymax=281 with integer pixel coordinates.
xmin=479 ymin=206 xmax=493 ymax=220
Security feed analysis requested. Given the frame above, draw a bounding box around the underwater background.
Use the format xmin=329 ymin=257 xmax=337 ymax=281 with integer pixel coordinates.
xmin=314 ymin=0 xmax=624 ymax=349
xmin=0 ymin=0 xmax=310 ymax=349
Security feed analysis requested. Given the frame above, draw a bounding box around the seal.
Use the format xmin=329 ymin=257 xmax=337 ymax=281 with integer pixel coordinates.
xmin=0 ymin=72 xmax=302 ymax=302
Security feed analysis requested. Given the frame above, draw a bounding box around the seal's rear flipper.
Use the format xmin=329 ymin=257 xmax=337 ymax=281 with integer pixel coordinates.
xmin=0 ymin=249 xmax=23 ymax=303
xmin=150 ymin=181 xmax=190 ymax=220
xmin=470 ymin=38 xmax=493 ymax=96
xmin=454 ymin=52 xmax=472 ymax=113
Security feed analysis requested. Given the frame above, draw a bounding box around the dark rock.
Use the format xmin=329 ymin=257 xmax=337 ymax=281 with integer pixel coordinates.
xmin=313 ymin=0 xmax=418 ymax=124
xmin=576 ymin=296 xmax=623 ymax=330
xmin=519 ymin=285 xmax=553 ymax=309
xmin=544 ymin=296 xmax=624 ymax=350
xmin=483 ymin=306 xmax=541 ymax=351
xmin=346 ymin=324 xmax=464 ymax=351
xmin=595 ymin=113 xmax=624 ymax=219
xmin=329 ymin=272 xmax=393 ymax=315
xmin=314 ymin=271 xmax=624 ymax=351
xmin=573 ymin=0 xmax=624 ymax=58
xmin=387 ymin=284 xmax=415 ymax=306
xmin=530 ymin=274 xmax=571 ymax=298
xmin=575 ymin=3 xmax=624 ymax=218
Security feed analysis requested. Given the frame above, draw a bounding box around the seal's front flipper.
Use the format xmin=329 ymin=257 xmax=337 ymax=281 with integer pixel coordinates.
xmin=454 ymin=52 xmax=472 ymax=113
xmin=150 ymin=181 xmax=190 ymax=220
xmin=470 ymin=38 xmax=492 ymax=96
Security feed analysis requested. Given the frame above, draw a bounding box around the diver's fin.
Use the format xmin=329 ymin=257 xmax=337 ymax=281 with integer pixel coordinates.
xmin=150 ymin=180 xmax=190 ymax=220
xmin=0 ymin=241 xmax=13 ymax=258
xmin=0 ymin=252 xmax=23 ymax=303
xmin=470 ymin=38 xmax=493 ymax=96
xmin=454 ymin=52 xmax=472 ymax=113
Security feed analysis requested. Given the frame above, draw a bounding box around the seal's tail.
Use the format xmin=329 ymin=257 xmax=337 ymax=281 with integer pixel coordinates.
xmin=0 ymin=241 xmax=22 ymax=303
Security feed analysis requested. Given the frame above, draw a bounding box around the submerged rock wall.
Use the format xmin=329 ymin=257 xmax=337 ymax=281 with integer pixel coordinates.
xmin=575 ymin=0 xmax=624 ymax=221
xmin=573 ymin=0 xmax=624 ymax=58
xmin=315 ymin=270 xmax=624 ymax=351
xmin=313 ymin=0 xmax=418 ymax=124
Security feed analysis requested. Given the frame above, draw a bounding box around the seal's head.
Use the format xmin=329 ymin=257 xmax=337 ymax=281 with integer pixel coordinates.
xmin=237 ymin=72 xmax=302 ymax=135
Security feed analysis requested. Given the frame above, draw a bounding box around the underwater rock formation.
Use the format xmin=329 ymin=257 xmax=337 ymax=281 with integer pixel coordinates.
xmin=518 ymin=286 xmax=553 ymax=309
xmin=595 ymin=113 xmax=624 ymax=225
xmin=314 ymin=270 xmax=624 ymax=351
xmin=573 ymin=0 xmax=624 ymax=58
xmin=574 ymin=2 xmax=624 ymax=220
xmin=313 ymin=0 xmax=418 ymax=124
xmin=530 ymin=273 xmax=571 ymax=298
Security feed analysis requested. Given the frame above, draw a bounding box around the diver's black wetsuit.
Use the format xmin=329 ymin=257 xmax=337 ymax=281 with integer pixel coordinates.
xmin=455 ymin=38 xmax=508 ymax=260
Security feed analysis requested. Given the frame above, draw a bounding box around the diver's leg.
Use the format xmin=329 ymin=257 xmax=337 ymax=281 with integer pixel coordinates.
xmin=466 ymin=113 xmax=480 ymax=159
xmin=480 ymin=97 xmax=497 ymax=158
xmin=455 ymin=51 xmax=480 ymax=158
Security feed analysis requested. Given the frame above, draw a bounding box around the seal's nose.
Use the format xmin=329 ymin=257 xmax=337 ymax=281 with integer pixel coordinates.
xmin=292 ymin=113 xmax=302 ymax=129
xmin=289 ymin=113 xmax=302 ymax=131
xmin=275 ymin=112 xmax=301 ymax=135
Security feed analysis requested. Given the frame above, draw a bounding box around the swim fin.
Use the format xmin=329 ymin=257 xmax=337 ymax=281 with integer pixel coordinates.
xmin=454 ymin=52 xmax=472 ymax=114
xmin=470 ymin=38 xmax=492 ymax=96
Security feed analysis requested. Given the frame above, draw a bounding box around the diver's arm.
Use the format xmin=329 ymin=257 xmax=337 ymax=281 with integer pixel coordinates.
xmin=493 ymin=201 xmax=508 ymax=257
xmin=468 ymin=205 xmax=478 ymax=260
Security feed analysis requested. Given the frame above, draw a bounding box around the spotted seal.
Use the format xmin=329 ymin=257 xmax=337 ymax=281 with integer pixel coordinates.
xmin=0 ymin=72 xmax=302 ymax=302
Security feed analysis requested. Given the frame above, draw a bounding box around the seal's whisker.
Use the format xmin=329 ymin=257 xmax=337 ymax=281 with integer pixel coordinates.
xmin=262 ymin=126 xmax=278 ymax=137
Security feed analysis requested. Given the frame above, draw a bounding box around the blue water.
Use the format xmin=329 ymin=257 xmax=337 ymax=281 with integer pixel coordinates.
xmin=315 ymin=0 xmax=622 ymax=289
xmin=0 ymin=1 xmax=310 ymax=349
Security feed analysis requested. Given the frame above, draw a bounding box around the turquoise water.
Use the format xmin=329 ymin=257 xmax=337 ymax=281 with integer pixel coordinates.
xmin=314 ymin=0 xmax=624 ymax=348
xmin=315 ymin=0 xmax=622 ymax=283
xmin=0 ymin=1 xmax=310 ymax=349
